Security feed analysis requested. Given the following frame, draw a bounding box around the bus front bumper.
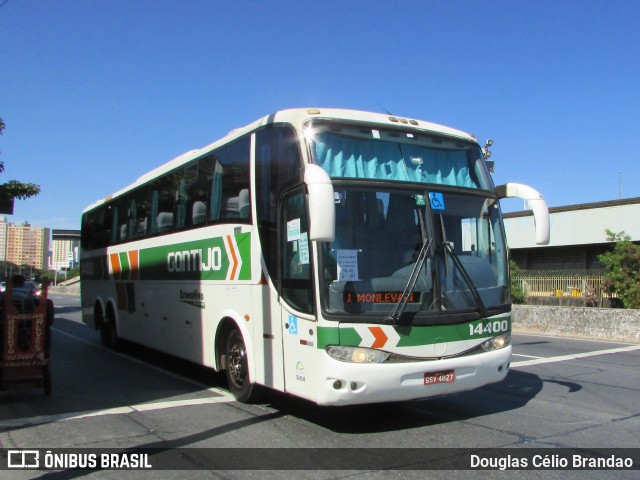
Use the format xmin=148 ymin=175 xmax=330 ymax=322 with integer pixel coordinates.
xmin=316 ymin=345 xmax=511 ymax=406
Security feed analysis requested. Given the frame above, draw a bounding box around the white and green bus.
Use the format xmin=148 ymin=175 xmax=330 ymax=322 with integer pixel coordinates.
xmin=81 ymin=108 xmax=549 ymax=406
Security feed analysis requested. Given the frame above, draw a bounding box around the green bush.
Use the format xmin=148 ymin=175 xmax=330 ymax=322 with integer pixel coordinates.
xmin=599 ymin=230 xmax=640 ymax=309
xmin=509 ymin=259 xmax=526 ymax=305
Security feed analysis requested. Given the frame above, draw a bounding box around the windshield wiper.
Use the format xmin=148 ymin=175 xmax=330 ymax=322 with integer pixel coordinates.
xmin=386 ymin=237 xmax=432 ymax=324
xmin=441 ymin=241 xmax=488 ymax=318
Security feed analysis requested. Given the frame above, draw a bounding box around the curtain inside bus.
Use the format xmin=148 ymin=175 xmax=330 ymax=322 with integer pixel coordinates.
xmin=313 ymin=131 xmax=478 ymax=188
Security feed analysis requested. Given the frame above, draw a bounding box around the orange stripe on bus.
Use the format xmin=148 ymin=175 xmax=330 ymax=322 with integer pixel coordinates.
xmin=110 ymin=253 xmax=122 ymax=280
xmin=226 ymin=235 xmax=239 ymax=280
xmin=129 ymin=250 xmax=139 ymax=280
xmin=369 ymin=326 xmax=388 ymax=349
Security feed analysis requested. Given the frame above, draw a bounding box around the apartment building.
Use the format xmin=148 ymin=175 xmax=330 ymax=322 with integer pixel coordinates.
xmin=0 ymin=217 xmax=7 ymax=262
xmin=51 ymin=229 xmax=80 ymax=270
xmin=3 ymin=219 xmax=51 ymax=270
xmin=0 ymin=218 xmax=81 ymax=274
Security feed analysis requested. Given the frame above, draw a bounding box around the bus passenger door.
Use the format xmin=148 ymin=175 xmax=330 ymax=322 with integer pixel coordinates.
xmin=250 ymin=282 xmax=285 ymax=392
xmin=279 ymin=190 xmax=319 ymax=401
xmin=281 ymin=308 xmax=317 ymax=402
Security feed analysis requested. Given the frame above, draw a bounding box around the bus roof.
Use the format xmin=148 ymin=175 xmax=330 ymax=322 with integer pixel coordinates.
xmin=82 ymin=108 xmax=477 ymax=213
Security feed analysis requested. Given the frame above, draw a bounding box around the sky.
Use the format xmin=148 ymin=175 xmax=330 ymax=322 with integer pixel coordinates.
xmin=1 ymin=0 xmax=639 ymax=230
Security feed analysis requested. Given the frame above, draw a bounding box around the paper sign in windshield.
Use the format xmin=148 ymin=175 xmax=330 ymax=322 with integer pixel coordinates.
xmin=337 ymin=249 xmax=360 ymax=281
xmin=287 ymin=218 xmax=301 ymax=241
xmin=298 ymin=233 xmax=309 ymax=265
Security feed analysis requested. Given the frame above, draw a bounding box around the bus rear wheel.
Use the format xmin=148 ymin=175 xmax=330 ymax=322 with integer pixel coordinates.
xmin=225 ymin=329 xmax=262 ymax=403
xmin=100 ymin=309 xmax=122 ymax=351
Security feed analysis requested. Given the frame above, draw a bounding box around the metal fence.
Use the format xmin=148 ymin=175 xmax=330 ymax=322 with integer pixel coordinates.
xmin=513 ymin=269 xmax=615 ymax=299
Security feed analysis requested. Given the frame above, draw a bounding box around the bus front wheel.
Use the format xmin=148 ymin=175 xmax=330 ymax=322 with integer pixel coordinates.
xmin=225 ymin=329 xmax=261 ymax=403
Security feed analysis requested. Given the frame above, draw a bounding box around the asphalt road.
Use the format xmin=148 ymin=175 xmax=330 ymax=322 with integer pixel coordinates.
xmin=1 ymin=293 xmax=639 ymax=479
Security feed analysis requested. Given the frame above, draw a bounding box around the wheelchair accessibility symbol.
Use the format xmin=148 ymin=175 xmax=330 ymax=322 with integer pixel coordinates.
xmin=429 ymin=192 xmax=445 ymax=210
xmin=288 ymin=315 xmax=298 ymax=335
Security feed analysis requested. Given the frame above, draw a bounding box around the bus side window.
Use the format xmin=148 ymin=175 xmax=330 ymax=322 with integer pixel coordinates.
xmin=112 ymin=196 xmax=131 ymax=243
xmin=110 ymin=204 xmax=120 ymax=244
xmin=127 ymin=198 xmax=137 ymax=239
xmin=186 ymin=157 xmax=212 ymax=228
xmin=256 ymin=125 xmax=303 ymax=289
xmin=103 ymin=204 xmax=114 ymax=247
xmin=135 ymin=206 xmax=148 ymax=238
xmin=218 ymin=137 xmax=251 ymax=222
xmin=175 ymin=174 xmax=187 ymax=230
xmin=129 ymin=186 xmax=151 ymax=239
xmin=153 ymin=175 xmax=178 ymax=234
xmin=209 ymin=158 xmax=223 ymax=222
xmin=84 ymin=207 xmax=113 ymax=249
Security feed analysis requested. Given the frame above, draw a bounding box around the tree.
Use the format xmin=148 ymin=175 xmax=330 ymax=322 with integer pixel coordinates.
xmin=0 ymin=117 xmax=41 ymax=203
xmin=509 ymin=259 xmax=526 ymax=304
xmin=599 ymin=230 xmax=640 ymax=309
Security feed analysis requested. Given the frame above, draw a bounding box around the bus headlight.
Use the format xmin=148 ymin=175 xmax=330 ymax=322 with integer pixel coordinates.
xmin=480 ymin=332 xmax=511 ymax=352
xmin=326 ymin=346 xmax=390 ymax=363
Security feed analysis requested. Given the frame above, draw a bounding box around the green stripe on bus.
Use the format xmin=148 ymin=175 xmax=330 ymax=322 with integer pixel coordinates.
xmin=236 ymin=233 xmax=251 ymax=280
xmin=138 ymin=232 xmax=252 ymax=281
xmin=317 ymin=326 xmax=363 ymax=349
xmin=119 ymin=252 xmax=130 ymax=276
xmin=84 ymin=232 xmax=252 ymax=282
xmin=317 ymin=327 xmax=340 ymax=349
xmin=140 ymin=236 xmax=229 ymax=281
xmin=316 ymin=315 xmax=510 ymax=349
xmin=395 ymin=316 xmax=511 ymax=347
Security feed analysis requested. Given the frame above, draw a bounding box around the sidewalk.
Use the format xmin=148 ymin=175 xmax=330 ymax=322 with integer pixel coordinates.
xmin=49 ymin=285 xmax=80 ymax=295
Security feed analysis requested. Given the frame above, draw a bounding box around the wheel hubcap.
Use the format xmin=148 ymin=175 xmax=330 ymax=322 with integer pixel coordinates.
xmin=228 ymin=342 xmax=246 ymax=387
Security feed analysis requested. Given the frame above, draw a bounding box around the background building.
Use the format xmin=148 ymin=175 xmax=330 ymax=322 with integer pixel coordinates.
xmin=504 ymin=197 xmax=640 ymax=270
xmin=0 ymin=219 xmax=81 ymax=279
xmin=5 ymin=221 xmax=51 ymax=272
xmin=0 ymin=217 xmax=8 ymax=262
xmin=51 ymin=229 xmax=80 ymax=271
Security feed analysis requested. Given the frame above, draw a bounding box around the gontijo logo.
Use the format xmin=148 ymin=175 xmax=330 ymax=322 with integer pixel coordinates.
xmin=166 ymin=235 xmax=242 ymax=280
xmin=107 ymin=232 xmax=251 ymax=282
xmin=167 ymin=246 xmax=223 ymax=272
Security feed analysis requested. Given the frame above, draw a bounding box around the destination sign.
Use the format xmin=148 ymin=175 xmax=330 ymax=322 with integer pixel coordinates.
xmin=343 ymin=292 xmax=420 ymax=304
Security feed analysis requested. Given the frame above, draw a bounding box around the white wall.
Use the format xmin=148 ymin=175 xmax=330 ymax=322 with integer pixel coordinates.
xmin=504 ymin=202 xmax=640 ymax=249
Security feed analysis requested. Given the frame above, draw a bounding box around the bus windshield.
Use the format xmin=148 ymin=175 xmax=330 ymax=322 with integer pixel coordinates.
xmin=307 ymin=121 xmax=508 ymax=321
xmin=315 ymin=187 xmax=508 ymax=320
xmin=306 ymin=121 xmax=493 ymax=190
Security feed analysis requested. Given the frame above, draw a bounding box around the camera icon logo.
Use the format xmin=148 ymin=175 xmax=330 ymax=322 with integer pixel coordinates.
xmin=8 ymin=450 xmax=40 ymax=469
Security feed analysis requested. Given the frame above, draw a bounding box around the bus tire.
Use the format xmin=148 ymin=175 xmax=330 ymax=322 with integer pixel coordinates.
xmin=101 ymin=308 xmax=122 ymax=351
xmin=225 ymin=329 xmax=262 ymax=403
xmin=100 ymin=320 xmax=116 ymax=349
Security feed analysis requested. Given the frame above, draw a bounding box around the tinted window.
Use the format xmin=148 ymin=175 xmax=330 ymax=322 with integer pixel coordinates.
xmin=255 ymin=125 xmax=302 ymax=285
xmin=280 ymin=188 xmax=313 ymax=313
xmin=82 ymin=135 xmax=253 ymax=249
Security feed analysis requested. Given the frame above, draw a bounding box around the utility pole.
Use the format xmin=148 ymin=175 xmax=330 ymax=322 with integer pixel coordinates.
xmin=619 ymin=172 xmax=622 ymax=199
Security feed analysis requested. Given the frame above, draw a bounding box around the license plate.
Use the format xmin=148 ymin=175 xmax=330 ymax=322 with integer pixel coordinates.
xmin=424 ymin=370 xmax=455 ymax=386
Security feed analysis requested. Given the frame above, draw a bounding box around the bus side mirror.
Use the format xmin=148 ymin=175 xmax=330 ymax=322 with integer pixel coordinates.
xmin=496 ymin=182 xmax=550 ymax=245
xmin=304 ymin=164 xmax=335 ymax=242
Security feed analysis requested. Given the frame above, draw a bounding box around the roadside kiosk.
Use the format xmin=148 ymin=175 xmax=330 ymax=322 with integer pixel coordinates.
xmin=0 ymin=277 xmax=54 ymax=395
